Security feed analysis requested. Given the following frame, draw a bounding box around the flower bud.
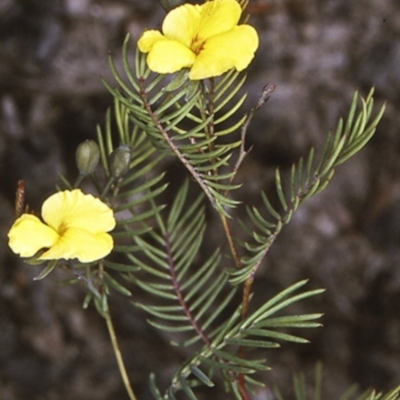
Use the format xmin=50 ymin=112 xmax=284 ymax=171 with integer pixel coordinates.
xmin=109 ymin=145 xmax=131 ymax=178
xmin=76 ymin=140 xmax=100 ymax=175
xmin=159 ymin=0 xmax=185 ymax=11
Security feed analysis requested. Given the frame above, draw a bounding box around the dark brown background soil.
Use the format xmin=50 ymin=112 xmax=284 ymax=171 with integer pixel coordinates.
xmin=0 ymin=0 xmax=399 ymax=399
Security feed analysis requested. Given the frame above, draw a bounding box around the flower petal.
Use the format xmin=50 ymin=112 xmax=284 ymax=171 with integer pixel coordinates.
xmin=39 ymin=228 xmax=113 ymax=263
xmin=138 ymin=30 xmax=166 ymax=53
xmin=42 ymin=190 xmax=115 ymax=234
xmin=146 ymin=39 xmax=196 ymax=74
xmin=162 ymin=3 xmax=202 ymax=47
xmin=8 ymin=214 xmax=59 ymax=258
xmin=189 ymin=25 xmax=259 ymax=80
xmin=196 ymin=0 xmax=241 ymax=40
xmin=162 ymin=0 xmax=241 ymax=47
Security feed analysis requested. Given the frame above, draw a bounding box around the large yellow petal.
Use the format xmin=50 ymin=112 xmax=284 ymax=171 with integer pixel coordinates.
xmin=39 ymin=228 xmax=114 ymax=263
xmin=146 ymin=39 xmax=195 ymax=74
xmin=189 ymin=25 xmax=259 ymax=80
xmin=162 ymin=0 xmax=241 ymax=47
xmin=196 ymin=0 xmax=241 ymax=41
xmin=42 ymin=190 xmax=115 ymax=234
xmin=8 ymin=214 xmax=59 ymax=258
xmin=138 ymin=30 xmax=165 ymax=53
xmin=162 ymin=3 xmax=202 ymax=47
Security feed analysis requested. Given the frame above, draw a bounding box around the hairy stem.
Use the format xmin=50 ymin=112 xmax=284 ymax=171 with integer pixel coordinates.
xmin=164 ymin=231 xmax=211 ymax=346
xmin=105 ymin=309 xmax=138 ymax=400
xmin=139 ymin=78 xmax=219 ymax=211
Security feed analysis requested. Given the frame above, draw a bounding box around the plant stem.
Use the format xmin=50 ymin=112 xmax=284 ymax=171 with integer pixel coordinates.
xmin=219 ymin=214 xmax=252 ymax=400
xmin=105 ymin=309 xmax=138 ymax=400
xmin=219 ymin=214 xmax=242 ymax=270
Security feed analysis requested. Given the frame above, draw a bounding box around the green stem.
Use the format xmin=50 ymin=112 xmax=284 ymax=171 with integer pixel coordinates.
xmin=105 ymin=309 xmax=138 ymax=400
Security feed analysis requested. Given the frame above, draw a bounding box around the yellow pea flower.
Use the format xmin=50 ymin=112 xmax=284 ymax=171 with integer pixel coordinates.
xmin=138 ymin=0 xmax=259 ymax=80
xmin=8 ymin=189 xmax=116 ymax=263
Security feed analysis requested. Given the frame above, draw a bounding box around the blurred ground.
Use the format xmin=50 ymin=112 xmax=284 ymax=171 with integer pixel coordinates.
xmin=0 ymin=0 xmax=399 ymax=399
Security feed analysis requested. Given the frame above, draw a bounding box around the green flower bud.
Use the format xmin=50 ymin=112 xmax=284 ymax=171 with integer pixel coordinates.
xmin=159 ymin=0 xmax=185 ymax=11
xmin=109 ymin=145 xmax=131 ymax=178
xmin=76 ymin=140 xmax=100 ymax=175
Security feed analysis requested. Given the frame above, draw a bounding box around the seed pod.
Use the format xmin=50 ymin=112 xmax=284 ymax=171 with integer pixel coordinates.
xmin=76 ymin=140 xmax=100 ymax=175
xmin=109 ymin=145 xmax=131 ymax=178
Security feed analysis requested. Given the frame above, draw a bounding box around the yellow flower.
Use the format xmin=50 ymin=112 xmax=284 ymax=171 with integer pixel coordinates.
xmin=138 ymin=0 xmax=259 ymax=80
xmin=8 ymin=190 xmax=116 ymax=263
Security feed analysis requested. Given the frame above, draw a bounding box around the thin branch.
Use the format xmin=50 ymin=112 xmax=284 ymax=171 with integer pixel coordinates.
xmin=227 ymin=84 xmax=275 ymax=192
xmin=220 ymin=214 xmax=242 ymax=270
xmin=219 ymin=85 xmax=276 ymax=271
xmin=164 ymin=231 xmax=211 ymax=346
xmin=139 ymin=77 xmax=219 ymax=211
xmin=242 ymin=169 xmax=323 ymax=292
xmin=105 ymin=309 xmax=138 ymax=400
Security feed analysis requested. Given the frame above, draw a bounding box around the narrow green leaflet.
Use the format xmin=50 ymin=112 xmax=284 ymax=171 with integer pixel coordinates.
xmin=123 ymin=180 xmax=237 ymax=350
xmin=106 ymin=36 xmax=252 ymax=216
xmin=234 ymin=89 xmax=385 ymax=285
xmin=160 ymin=280 xmax=324 ymax=399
